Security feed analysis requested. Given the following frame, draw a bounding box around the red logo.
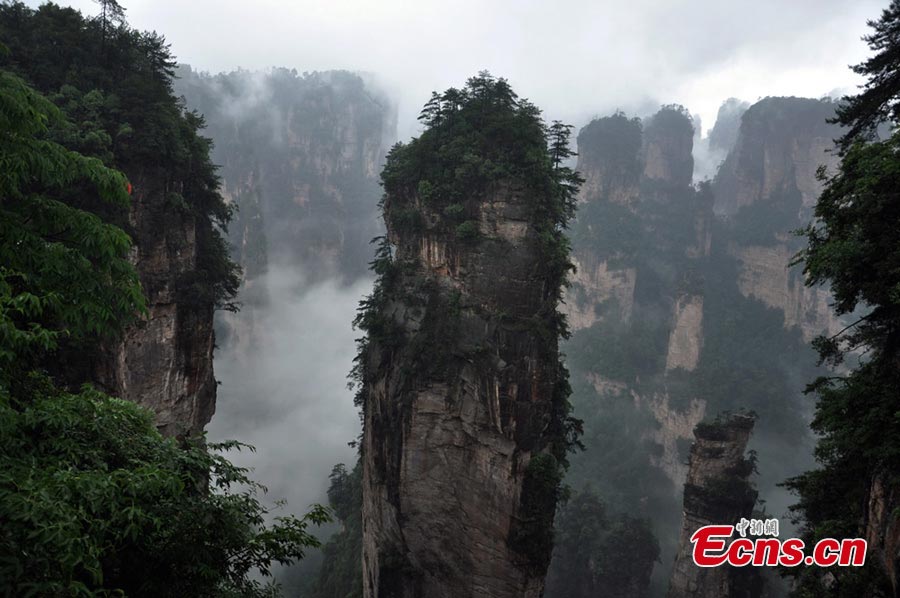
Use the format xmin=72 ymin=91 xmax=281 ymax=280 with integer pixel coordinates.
xmin=690 ymin=523 xmax=866 ymax=567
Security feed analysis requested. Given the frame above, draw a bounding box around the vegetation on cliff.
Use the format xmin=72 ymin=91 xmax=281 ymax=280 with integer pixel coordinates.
xmin=361 ymin=71 xmax=582 ymax=460
xmin=311 ymin=72 xmax=583 ymax=595
xmin=0 ymin=4 xmax=326 ymax=595
xmin=545 ymin=488 xmax=659 ymax=598
xmin=785 ymin=4 xmax=900 ymax=594
xmin=0 ymin=0 xmax=240 ymax=312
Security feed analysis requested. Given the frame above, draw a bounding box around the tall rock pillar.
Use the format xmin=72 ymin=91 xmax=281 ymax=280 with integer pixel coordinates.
xmin=358 ymin=75 xmax=576 ymax=598
xmin=668 ymin=413 xmax=758 ymax=598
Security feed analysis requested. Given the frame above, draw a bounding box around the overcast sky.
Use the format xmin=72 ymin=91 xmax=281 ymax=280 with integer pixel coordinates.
xmin=32 ymin=0 xmax=884 ymax=137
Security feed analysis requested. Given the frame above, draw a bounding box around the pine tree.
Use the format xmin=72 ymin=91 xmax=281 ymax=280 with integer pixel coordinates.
xmin=833 ymin=0 xmax=900 ymax=150
xmin=548 ymin=120 xmax=575 ymax=168
xmin=93 ymin=0 xmax=125 ymax=49
xmin=784 ymin=4 xmax=900 ymax=595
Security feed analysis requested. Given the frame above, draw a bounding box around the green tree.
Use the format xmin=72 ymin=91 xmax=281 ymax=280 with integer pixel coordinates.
xmin=0 ymin=64 xmax=142 ymax=381
xmin=0 ymin=1 xmax=241 ymax=313
xmin=548 ymin=120 xmax=575 ymax=168
xmin=0 ymin=58 xmax=326 ymax=598
xmin=93 ymin=0 xmax=125 ymax=48
xmin=783 ymin=4 xmax=900 ymax=595
xmin=545 ymin=489 xmax=659 ymax=598
xmin=833 ymin=0 xmax=900 ymax=150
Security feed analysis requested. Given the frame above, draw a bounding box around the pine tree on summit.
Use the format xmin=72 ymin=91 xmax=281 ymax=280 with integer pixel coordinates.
xmin=548 ymin=120 xmax=576 ymax=168
xmin=93 ymin=0 xmax=125 ymax=41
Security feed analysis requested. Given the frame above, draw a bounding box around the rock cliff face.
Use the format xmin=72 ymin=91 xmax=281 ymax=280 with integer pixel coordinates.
xmin=713 ymin=97 xmax=840 ymax=216
xmin=92 ymin=173 xmax=217 ymax=436
xmin=567 ymin=107 xmax=706 ymax=337
xmin=175 ymin=66 xmax=397 ymax=350
xmin=714 ymin=97 xmax=843 ymax=341
xmin=176 ymin=66 xmax=395 ymax=283
xmin=707 ymin=99 xmax=750 ymax=157
xmin=731 ymin=242 xmax=842 ymax=341
xmin=668 ymin=414 xmax=758 ymax=598
xmin=575 ymin=113 xmax=643 ymax=206
xmin=665 ymin=295 xmax=705 ymax=372
xmin=361 ymin=178 xmax=567 ymax=598
xmin=360 ymin=78 xmax=574 ymax=598
xmin=865 ymin=472 xmax=900 ymax=594
xmin=560 ymin=98 xmax=833 ymax=593
xmin=643 ymin=107 xmax=695 ymax=188
xmin=566 ymin=254 xmax=637 ymax=331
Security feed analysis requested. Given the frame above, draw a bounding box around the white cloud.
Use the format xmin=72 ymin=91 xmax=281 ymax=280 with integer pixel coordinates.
xmin=30 ymin=0 xmax=883 ymax=135
xmin=207 ymin=269 xmax=371 ymax=510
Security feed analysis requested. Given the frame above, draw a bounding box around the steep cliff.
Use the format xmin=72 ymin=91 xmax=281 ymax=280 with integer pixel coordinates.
xmin=566 ymin=104 xmax=713 ymax=487
xmin=668 ymin=414 xmax=758 ymax=598
xmin=643 ymin=106 xmax=695 ymax=188
xmin=567 ymin=107 xmax=707 ymax=333
xmin=714 ymin=97 xmax=843 ymax=342
xmin=708 ymin=99 xmax=750 ymax=157
xmin=714 ymin=97 xmax=840 ymax=216
xmin=560 ymin=100 xmax=826 ymax=593
xmin=357 ymin=74 xmax=578 ymax=598
xmin=176 ymin=66 xmax=396 ymax=284
xmin=0 ymin=4 xmax=239 ymax=437
xmin=92 ymin=173 xmax=221 ymax=436
xmin=576 ymin=112 xmax=643 ymax=206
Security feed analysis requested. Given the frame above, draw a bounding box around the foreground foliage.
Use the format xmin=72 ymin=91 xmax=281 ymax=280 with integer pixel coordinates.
xmin=0 ymin=0 xmax=240 ymax=312
xmin=0 ymin=11 xmax=325 ymax=596
xmin=785 ymin=2 xmax=900 ymax=595
xmin=1 ymin=378 xmax=328 ymax=597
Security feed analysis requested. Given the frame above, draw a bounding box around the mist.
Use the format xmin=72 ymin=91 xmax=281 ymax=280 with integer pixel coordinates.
xmin=25 ymin=0 xmax=883 ymax=142
xmin=207 ymin=268 xmax=371 ymax=511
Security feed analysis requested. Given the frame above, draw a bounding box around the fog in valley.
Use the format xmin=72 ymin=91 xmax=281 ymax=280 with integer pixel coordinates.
xmin=207 ymin=269 xmax=370 ymax=512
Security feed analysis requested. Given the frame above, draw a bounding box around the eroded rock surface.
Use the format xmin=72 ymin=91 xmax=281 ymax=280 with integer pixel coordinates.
xmin=91 ymin=172 xmax=218 ymax=436
xmin=668 ymin=414 xmax=758 ymax=598
xmin=361 ymin=177 xmax=570 ymax=598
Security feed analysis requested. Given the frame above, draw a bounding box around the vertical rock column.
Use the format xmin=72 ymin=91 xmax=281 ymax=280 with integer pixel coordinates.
xmin=668 ymin=413 xmax=758 ymax=598
xmin=93 ymin=173 xmax=218 ymax=437
xmin=358 ymin=77 xmax=576 ymax=598
xmin=360 ymin=179 xmax=568 ymax=598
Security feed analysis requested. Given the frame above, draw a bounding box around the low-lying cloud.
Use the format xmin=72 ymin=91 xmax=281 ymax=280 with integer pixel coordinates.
xmin=208 ymin=267 xmax=371 ymax=512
